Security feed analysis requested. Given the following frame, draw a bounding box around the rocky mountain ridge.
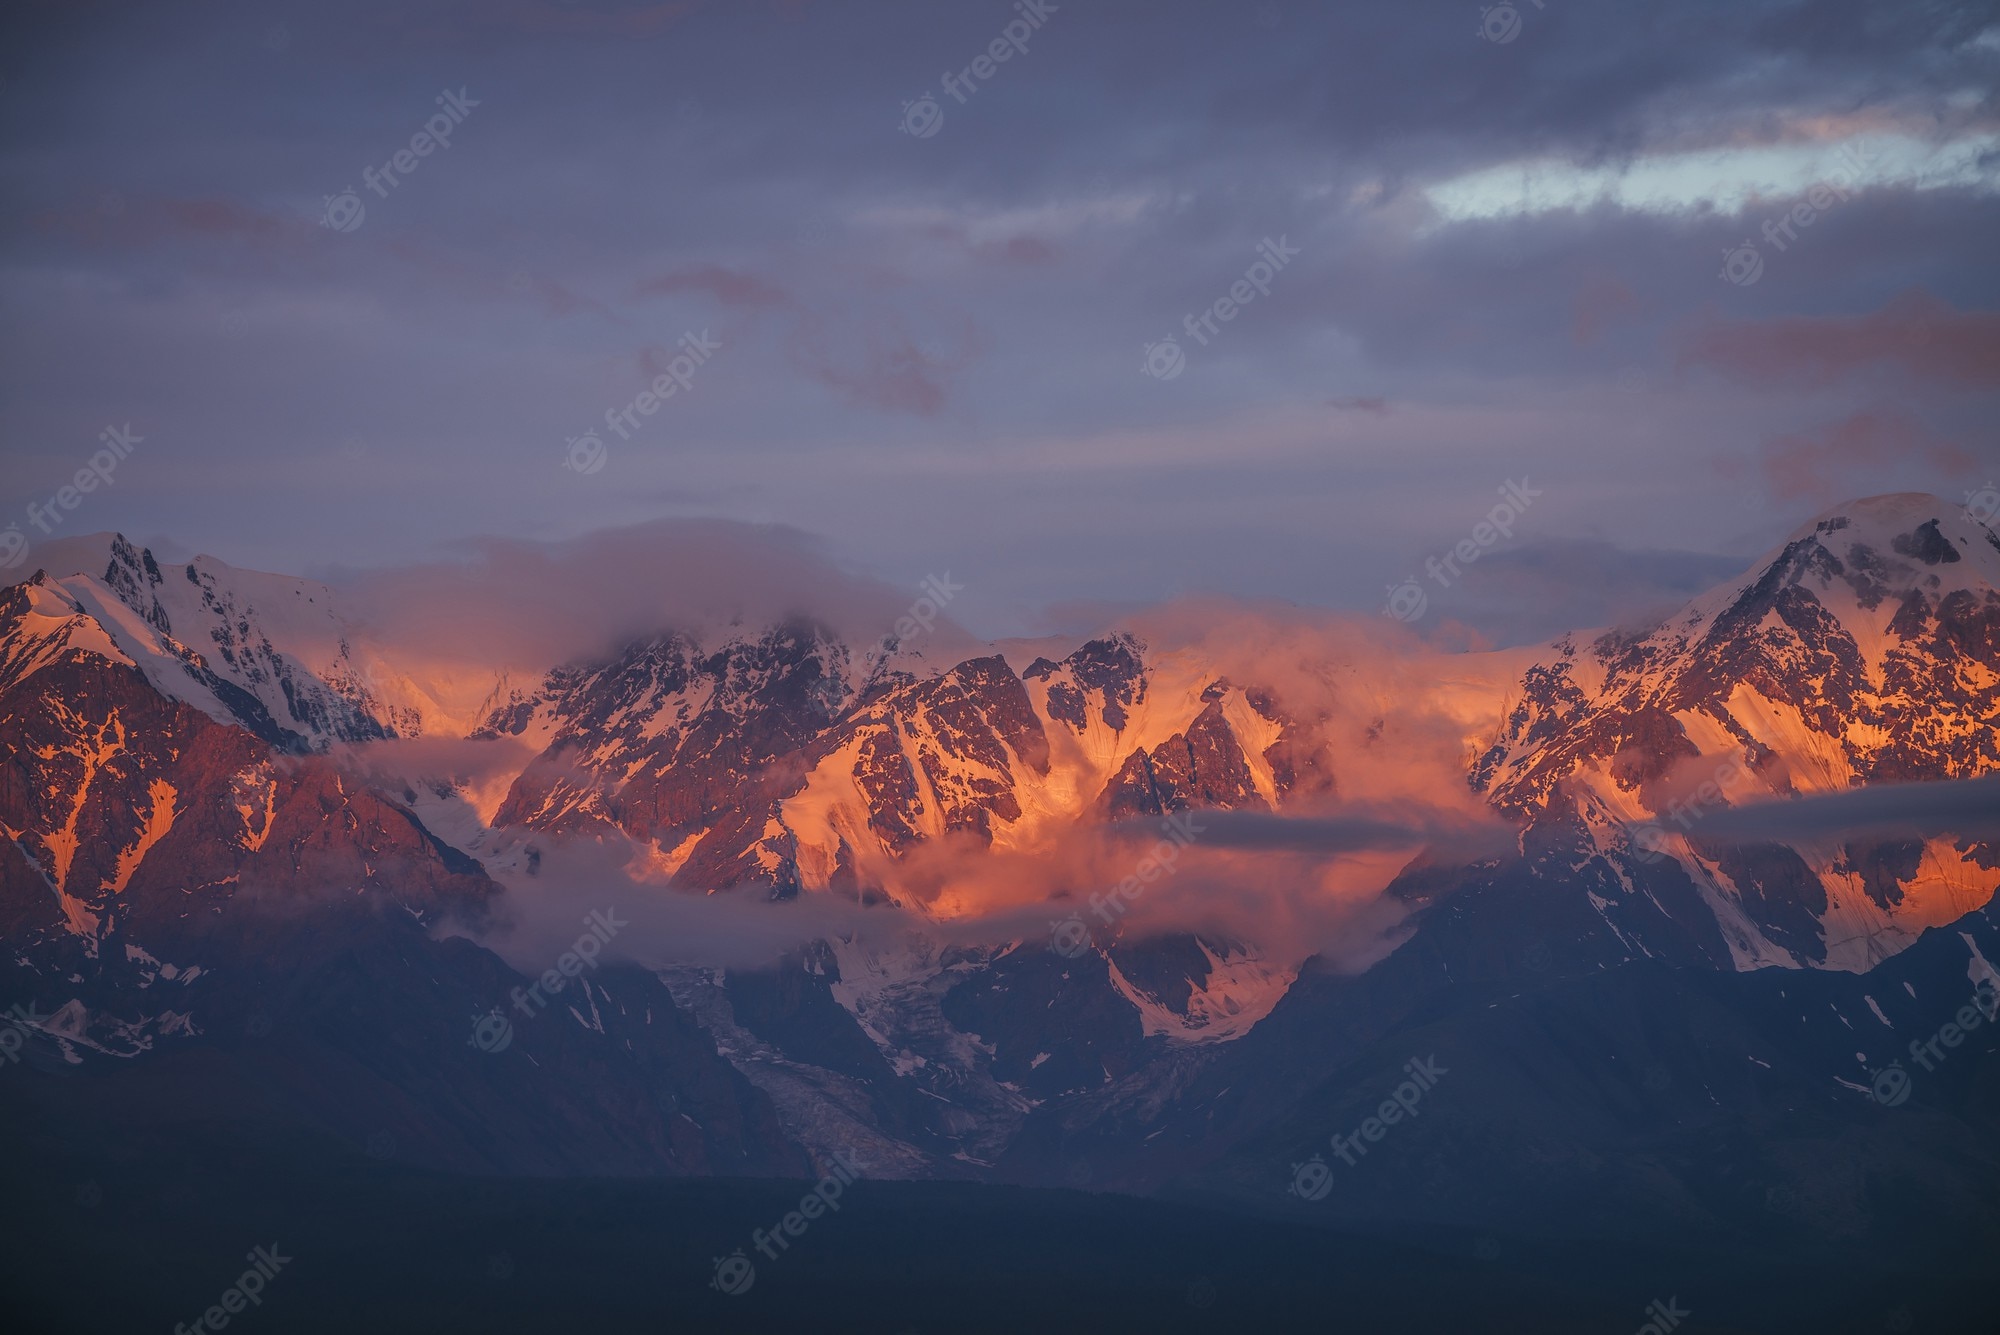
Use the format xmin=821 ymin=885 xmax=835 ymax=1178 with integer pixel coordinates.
xmin=3 ymin=493 xmax=1996 ymax=1193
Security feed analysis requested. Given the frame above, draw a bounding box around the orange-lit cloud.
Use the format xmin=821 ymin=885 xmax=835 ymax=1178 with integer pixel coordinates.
xmin=1679 ymin=289 xmax=2000 ymax=388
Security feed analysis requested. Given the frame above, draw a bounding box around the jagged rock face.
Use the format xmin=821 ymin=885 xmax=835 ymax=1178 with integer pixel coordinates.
xmin=31 ymin=536 xmax=409 ymax=750
xmin=471 ymin=629 xmax=1309 ymax=901
xmin=1097 ymin=697 xmax=1268 ymax=820
xmin=744 ymin=637 xmax=1325 ymax=898
xmin=2 ymin=579 xmax=257 ymax=941
xmin=1481 ymin=503 xmax=2000 ymax=813
xmin=1025 ymin=635 xmax=1147 ymax=732
xmin=98 ymin=535 xmax=170 ymax=635
xmin=0 ymin=577 xmax=493 ymax=952
xmin=480 ymin=620 xmax=854 ymax=849
xmin=166 ymin=555 xmax=397 ymax=747
xmin=1245 ymin=686 xmax=1339 ymax=805
xmin=687 ymin=642 xmax=1122 ymax=896
xmin=813 ymin=654 xmax=1052 ymax=855
xmin=1026 ymin=649 xmax=1333 ymax=824
xmin=10 ymin=550 xmax=1332 ymax=910
xmin=1468 ymin=496 xmax=2000 ymax=971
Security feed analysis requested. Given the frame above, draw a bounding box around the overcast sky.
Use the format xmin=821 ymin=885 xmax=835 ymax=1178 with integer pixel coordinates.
xmin=2 ymin=0 xmax=1996 ymax=643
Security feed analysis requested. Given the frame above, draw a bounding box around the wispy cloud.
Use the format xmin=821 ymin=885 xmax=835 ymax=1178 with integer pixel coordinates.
xmin=1680 ymin=289 xmax=2000 ymax=388
xmin=1693 ymin=776 xmax=2000 ymax=845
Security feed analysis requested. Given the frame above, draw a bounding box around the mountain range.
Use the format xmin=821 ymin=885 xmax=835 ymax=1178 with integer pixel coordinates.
xmin=4 ymin=492 xmax=1999 ymax=1329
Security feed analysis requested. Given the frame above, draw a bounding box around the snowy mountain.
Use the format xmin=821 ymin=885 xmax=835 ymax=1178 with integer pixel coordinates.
xmin=15 ymin=533 xmax=456 ymax=748
xmin=1469 ymin=492 xmax=2000 ymax=972
xmin=0 ymin=563 xmax=808 ymax=1176
xmin=435 ymin=492 xmax=1996 ymax=981
xmin=2 ymin=493 xmax=1996 ymax=1197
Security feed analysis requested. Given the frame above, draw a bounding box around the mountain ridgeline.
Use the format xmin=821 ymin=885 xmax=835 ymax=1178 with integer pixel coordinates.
xmin=3 ymin=493 xmax=1998 ymax=1288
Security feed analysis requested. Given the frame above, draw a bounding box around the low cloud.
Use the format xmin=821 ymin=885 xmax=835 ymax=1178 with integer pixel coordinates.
xmin=330 ymin=733 xmax=540 ymax=826
xmin=1125 ymin=808 xmax=1515 ymax=861
xmin=461 ymin=836 xmax=913 ymax=973
xmin=868 ymin=817 xmax=1426 ymax=973
xmin=332 ymin=516 xmax=969 ymax=677
xmin=1425 ymin=538 xmax=1756 ymax=644
xmin=1694 ymin=775 xmax=2000 ymax=846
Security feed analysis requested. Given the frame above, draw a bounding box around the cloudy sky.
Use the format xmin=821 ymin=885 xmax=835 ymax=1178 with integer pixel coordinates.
xmin=2 ymin=0 xmax=1996 ymax=643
